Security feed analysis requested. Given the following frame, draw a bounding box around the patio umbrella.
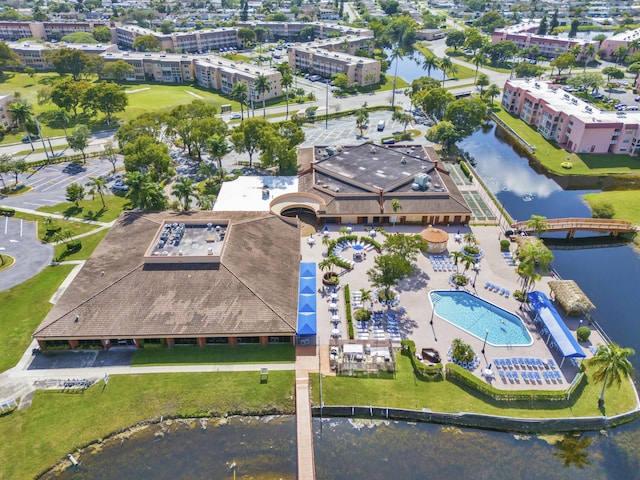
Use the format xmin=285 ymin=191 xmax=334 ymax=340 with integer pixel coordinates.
xmin=332 ymin=314 xmax=340 ymax=321
xmin=324 ymin=225 xmax=329 ymax=233
xmin=353 ymin=244 xmax=364 ymax=251
xmin=331 ymin=328 xmax=341 ymax=337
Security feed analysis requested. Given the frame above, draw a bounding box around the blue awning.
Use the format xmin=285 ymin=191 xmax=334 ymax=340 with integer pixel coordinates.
xmin=527 ymin=291 xmax=586 ymax=359
xmin=297 ymin=262 xmax=317 ymax=336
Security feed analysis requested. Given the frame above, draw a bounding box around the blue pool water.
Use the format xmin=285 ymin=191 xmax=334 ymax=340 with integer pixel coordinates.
xmin=429 ymin=290 xmax=533 ymax=346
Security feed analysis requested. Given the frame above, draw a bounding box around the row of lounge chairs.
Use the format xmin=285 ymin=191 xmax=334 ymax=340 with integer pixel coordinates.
xmin=502 ymin=251 xmax=520 ymax=266
xmin=498 ymin=369 xmax=563 ymax=384
xmin=485 ymin=282 xmax=510 ymax=297
xmin=494 ymin=357 xmax=557 ymax=370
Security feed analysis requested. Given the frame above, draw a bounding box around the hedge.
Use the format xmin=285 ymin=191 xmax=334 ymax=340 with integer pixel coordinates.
xmin=0 ymin=208 xmax=15 ymax=216
xmin=359 ymin=235 xmax=381 ymax=251
xmin=344 ymin=284 xmax=354 ymax=339
xmin=445 ymin=363 xmax=587 ymax=402
xmin=459 ymin=161 xmax=473 ymax=181
xmin=401 ymin=340 xmax=444 ymax=381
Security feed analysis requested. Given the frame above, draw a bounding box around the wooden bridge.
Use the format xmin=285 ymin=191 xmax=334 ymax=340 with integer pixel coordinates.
xmin=511 ymin=218 xmax=637 ymax=238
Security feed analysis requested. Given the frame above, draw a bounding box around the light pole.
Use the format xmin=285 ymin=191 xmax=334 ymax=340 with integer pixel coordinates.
xmin=472 ymin=265 xmax=480 ymax=288
xmin=325 ymin=78 xmax=329 ymax=130
xmin=230 ymin=462 xmax=237 ymax=480
xmin=481 ymin=329 xmax=489 ymax=355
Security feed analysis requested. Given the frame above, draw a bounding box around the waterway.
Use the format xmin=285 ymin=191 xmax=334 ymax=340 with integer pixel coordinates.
xmin=386 ymin=48 xmax=445 ymax=84
xmin=47 ymin=123 xmax=640 ymax=479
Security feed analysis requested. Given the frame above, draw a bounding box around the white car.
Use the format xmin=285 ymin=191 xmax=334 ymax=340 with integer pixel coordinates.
xmin=230 ymin=113 xmax=242 ymax=119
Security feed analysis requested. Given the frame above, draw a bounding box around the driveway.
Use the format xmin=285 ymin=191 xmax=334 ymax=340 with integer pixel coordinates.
xmin=0 ymin=216 xmax=53 ymax=291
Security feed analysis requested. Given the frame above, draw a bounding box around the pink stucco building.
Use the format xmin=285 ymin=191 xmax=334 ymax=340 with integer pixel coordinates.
xmin=502 ymin=79 xmax=640 ymax=155
xmin=600 ymin=28 xmax=640 ymax=61
xmin=492 ymin=21 xmax=598 ymax=62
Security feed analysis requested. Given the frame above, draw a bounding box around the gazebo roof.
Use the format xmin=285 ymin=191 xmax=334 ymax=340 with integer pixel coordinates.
xmin=420 ymin=226 xmax=449 ymax=243
xmin=548 ymin=280 xmax=596 ymax=316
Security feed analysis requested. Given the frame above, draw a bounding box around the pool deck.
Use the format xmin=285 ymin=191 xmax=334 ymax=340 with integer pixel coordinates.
xmin=302 ymin=223 xmax=604 ymax=391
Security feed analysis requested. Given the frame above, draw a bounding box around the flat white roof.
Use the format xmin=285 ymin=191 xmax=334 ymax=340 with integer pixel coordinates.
xmin=507 ymin=79 xmax=640 ymax=124
xmin=213 ymin=176 xmax=299 ymax=212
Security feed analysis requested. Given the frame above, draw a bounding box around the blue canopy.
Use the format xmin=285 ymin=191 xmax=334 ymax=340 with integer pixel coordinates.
xmin=297 ymin=262 xmax=317 ymax=336
xmin=527 ymin=291 xmax=586 ymax=359
xmin=299 ymin=277 xmax=315 ymax=294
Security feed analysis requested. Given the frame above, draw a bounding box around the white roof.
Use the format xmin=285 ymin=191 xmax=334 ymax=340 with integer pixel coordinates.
xmin=343 ymin=344 xmax=364 ymax=354
xmin=213 ymin=176 xmax=299 ymax=212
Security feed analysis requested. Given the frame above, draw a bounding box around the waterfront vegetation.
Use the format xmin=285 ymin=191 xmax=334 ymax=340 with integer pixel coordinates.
xmin=584 ymin=191 xmax=640 ymax=225
xmin=0 ymin=371 xmax=296 ymax=480
xmin=311 ymin=354 xmax=637 ymax=418
xmin=0 ymin=264 xmax=75 ymax=372
xmin=494 ymin=109 xmax=640 ymax=176
xmin=132 ymin=344 xmax=295 ymax=365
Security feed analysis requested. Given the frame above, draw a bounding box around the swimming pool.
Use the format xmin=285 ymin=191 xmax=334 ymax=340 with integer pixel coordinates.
xmin=429 ymin=290 xmax=533 ymax=346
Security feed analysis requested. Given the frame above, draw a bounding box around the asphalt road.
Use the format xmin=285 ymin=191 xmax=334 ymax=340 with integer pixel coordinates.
xmin=0 ymin=216 xmax=53 ymax=291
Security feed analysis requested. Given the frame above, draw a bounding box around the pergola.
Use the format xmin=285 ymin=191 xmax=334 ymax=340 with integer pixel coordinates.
xmin=548 ymin=280 xmax=596 ymax=317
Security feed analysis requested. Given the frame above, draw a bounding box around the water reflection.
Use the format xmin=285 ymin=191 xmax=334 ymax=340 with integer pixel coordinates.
xmin=313 ymin=419 xmax=611 ymax=480
xmin=385 ymin=49 xmax=444 ymax=84
xmin=49 ymin=416 xmax=296 ymax=480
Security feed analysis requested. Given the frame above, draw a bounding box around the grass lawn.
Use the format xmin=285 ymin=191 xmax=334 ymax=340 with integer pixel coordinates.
xmin=53 ymin=228 xmax=109 ymax=262
xmin=584 ymin=190 xmax=640 ymax=225
xmin=493 ymin=109 xmax=640 ymax=175
xmin=0 ymin=264 xmax=74 ymax=373
xmin=311 ymin=354 xmax=637 ymax=419
xmin=37 ymin=194 xmax=128 ymax=223
xmin=0 ymin=371 xmax=295 ymax=480
xmin=0 ymin=254 xmax=15 ymax=270
xmin=132 ymin=344 xmax=295 ymax=365
xmin=10 ymin=211 xmax=99 ymax=241
xmin=414 ymin=43 xmax=475 ymax=81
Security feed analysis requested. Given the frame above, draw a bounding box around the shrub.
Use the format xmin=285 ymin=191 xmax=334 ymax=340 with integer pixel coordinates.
xmin=514 ymin=290 xmax=527 ymax=302
xmin=66 ymin=241 xmax=82 ymax=253
xmin=463 ymin=245 xmax=479 ymax=255
xmin=344 ymin=284 xmax=354 ymax=339
xmin=591 ymin=202 xmax=615 ymax=219
xmin=401 ymin=340 xmax=443 ymax=380
xmin=451 ymin=274 xmax=468 ymax=286
xmin=459 ymin=161 xmax=473 ymax=181
xmin=451 ymin=338 xmax=475 ymax=363
xmin=354 ymin=308 xmax=371 ymax=322
xmin=500 ymin=239 xmax=511 ymax=252
xmin=577 ymin=326 xmax=591 ymax=342
xmin=0 ymin=207 xmax=16 ymax=216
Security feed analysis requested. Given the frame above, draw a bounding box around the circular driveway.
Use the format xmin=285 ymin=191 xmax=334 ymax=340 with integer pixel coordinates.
xmin=0 ymin=216 xmax=53 ymax=291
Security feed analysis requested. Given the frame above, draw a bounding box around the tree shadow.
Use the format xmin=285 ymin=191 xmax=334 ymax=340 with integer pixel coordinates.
xmin=83 ymin=207 xmax=107 ymax=221
xmin=63 ymin=205 xmax=82 ymax=218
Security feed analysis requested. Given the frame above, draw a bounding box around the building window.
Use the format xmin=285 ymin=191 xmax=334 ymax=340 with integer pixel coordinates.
xmin=269 ymin=336 xmax=292 ymax=344
xmin=174 ymin=337 xmax=198 ymax=345
xmin=43 ymin=340 xmax=71 ymax=349
xmin=237 ymin=336 xmax=260 ymax=344
xmin=78 ymin=339 xmax=103 ymax=349
xmin=206 ymin=337 xmax=229 ymax=344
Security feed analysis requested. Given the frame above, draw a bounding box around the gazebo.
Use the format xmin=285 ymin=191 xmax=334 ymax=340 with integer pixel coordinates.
xmin=548 ymin=280 xmax=596 ymax=317
xmin=420 ymin=226 xmax=449 ymax=253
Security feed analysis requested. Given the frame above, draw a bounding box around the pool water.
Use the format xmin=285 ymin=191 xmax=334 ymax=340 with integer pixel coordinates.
xmin=429 ymin=290 xmax=532 ymax=346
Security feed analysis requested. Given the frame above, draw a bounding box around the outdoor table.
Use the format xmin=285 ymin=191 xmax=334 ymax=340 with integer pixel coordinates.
xmin=330 ymin=293 xmax=338 ymax=300
xmin=331 ymin=314 xmax=340 ymax=321
xmin=329 ymin=303 xmax=337 ymax=310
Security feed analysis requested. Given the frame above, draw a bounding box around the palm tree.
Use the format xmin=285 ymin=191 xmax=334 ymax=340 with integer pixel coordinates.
xmin=52 ymin=109 xmax=70 ymax=138
xmin=422 ymin=54 xmax=438 ymax=79
xmin=583 ymin=44 xmax=595 ymax=73
xmin=9 ymin=101 xmax=34 ymax=151
xmin=207 ymin=134 xmax=229 ymax=170
xmin=230 ymin=82 xmax=249 ymax=121
xmin=476 ymin=73 xmax=490 ymax=96
xmin=254 ymin=74 xmax=270 ymax=118
xmin=472 ymin=52 xmax=484 ymax=80
xmin=486 ymin=84 xmax=502 ymax=106
xmin=196 ymin=193 xmax=215 ymax=211
xmin=391 ymin=198 xmax=402 ymax=231
xmin=439 ymin=57 xmax=455 ymax=87
xmin=526 ymin=214 xmax=550 ymax=236
xmin=463 ymin=232 xmax=477 ymax=246
xmin=515 ymin=239 xmax=554 ymax=294
xmin=86 ymin=176 xmax=108 ymax=208
xmin=590 ymin=342 xmax=635 ymax=408
xmin=389 ymin=45 xmax=404 ymax=108
xmin=449 ymin=250 xmax=464 ymax=274
xmin=171 ymin=177 xmax=196 ymax=211
xmin=280 ymin=72 xmax=293 ymax=120
xmin=359 ymin=288 xmax=372 ymax=310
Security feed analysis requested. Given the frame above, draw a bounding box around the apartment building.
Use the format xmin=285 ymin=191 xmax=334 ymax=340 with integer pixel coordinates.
xmin=0 ymin=94 xmax=13 ymax=129
xmin=287 ymin=46 xmax=380 ymax=86
xmin=9 ymin=42 xmax=118 ymax=70
xmin=237 ymin=21 xmax=373 ymax=41
xmin=599 ymin=28 xmax=640 ymax=60
xmin=102 ymin=51 xmax=195 ymax=83
xmin=115 ymin=25 xmax=240 ymax=53
xmin=194 ymin=56 xmax=282 ymax=101
xmin=0 ymin=21 xmax=109 ymax=41
xmin=502 ymin=78 xmax=640 ymax=155
xmin=492 ymin=21 xmax=599 ymax=61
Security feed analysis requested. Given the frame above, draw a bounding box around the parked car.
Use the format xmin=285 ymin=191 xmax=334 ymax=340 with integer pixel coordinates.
xmin=21 ymin=134 xmax=40 ymax=142
xmin=111 ymin=182 xmax=129 ymax=192
xmin=230 ymin=113 xmax=242 ymax=119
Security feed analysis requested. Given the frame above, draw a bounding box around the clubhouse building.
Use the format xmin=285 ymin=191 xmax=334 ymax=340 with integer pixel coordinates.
xmin=33 ymin=211 xmax=300 ymax=350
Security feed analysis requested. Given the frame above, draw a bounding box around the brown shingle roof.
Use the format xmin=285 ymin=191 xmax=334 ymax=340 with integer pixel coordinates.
xmin=34 ymin=211 xmax=299 ymax=339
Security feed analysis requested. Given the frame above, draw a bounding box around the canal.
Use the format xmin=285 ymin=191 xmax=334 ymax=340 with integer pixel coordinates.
xmin=50 ymin=123 xmax=640 ymax=479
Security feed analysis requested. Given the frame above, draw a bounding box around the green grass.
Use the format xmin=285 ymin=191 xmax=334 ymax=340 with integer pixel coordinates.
xmin=493 ymin=109 xmax=640 ymax=175
xmin=53 ymin=228 xmax=109 ymax=262
xmin=311 ymin=354 xmax=637 ymax=419
xmin=414 ymin=43 xmax=475 ymax=80
xmin=0 ymin=371 xmax=295 ymax=480
xmin=584 ymin=190 xmax=640 ymax=225
xmin=0 ymin=254 xmax=15 ymax=270
xmin=0 ymin=264 xmax=75 ymax=373
xmin=37 ymin=194 xmax=128 ymax=223
xmin=10 ymin=211 xmax=100 ymax=240
xmin=132 ymin=344 xmax=296 ymax=365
